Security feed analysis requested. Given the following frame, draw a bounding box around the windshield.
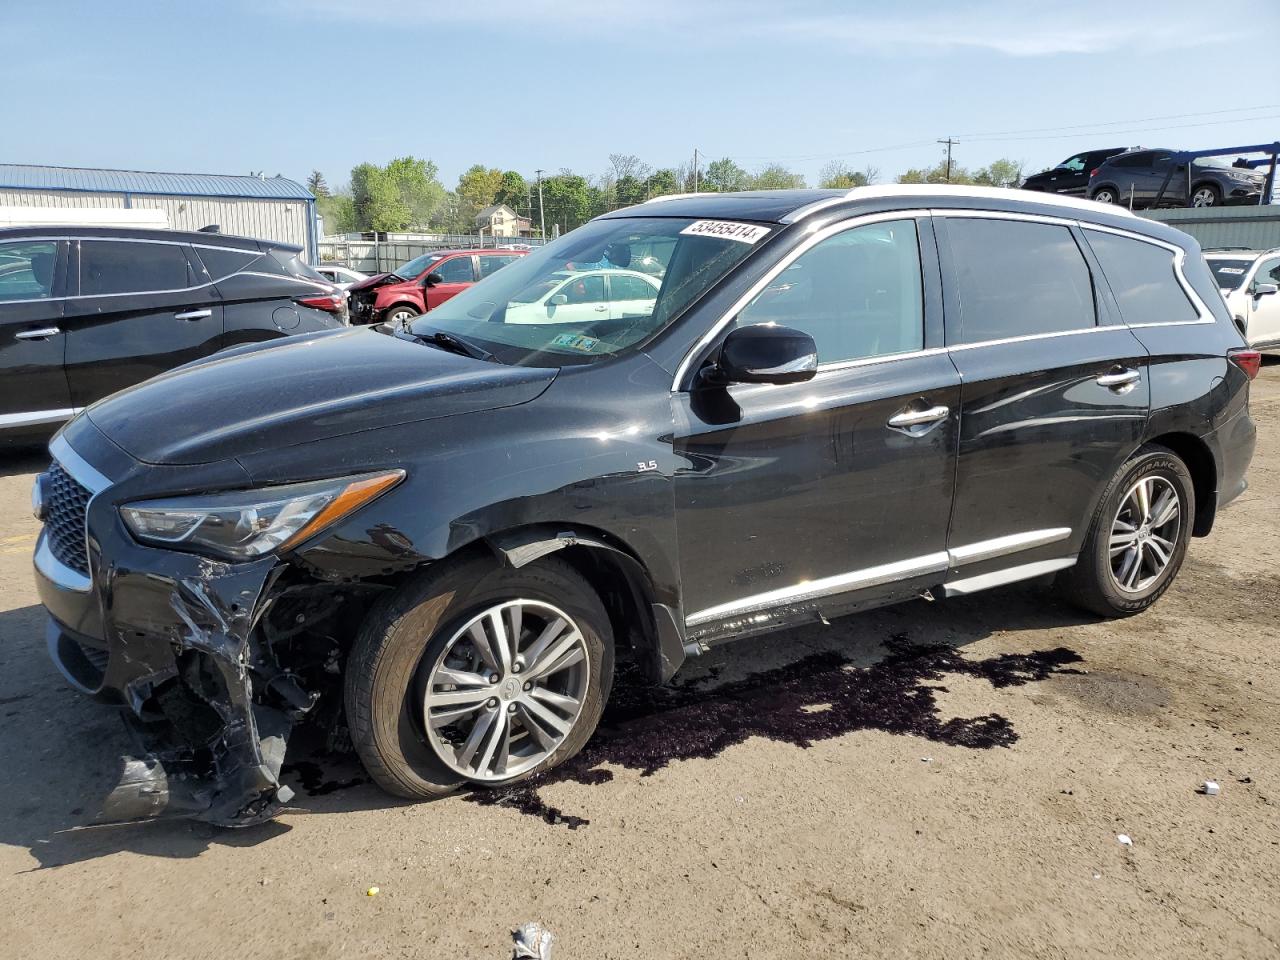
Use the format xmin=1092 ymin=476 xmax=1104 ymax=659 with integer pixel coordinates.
xmin=395 ymin=252 xmax=445 ymax=278
xmin=407 ymin=216 xmax=767 ymax=366
xmin=1207 ymin=258 xmax=1253 ymax=290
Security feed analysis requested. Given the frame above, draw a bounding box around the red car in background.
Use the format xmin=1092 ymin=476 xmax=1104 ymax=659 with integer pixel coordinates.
xmin=347 ymin=248 xmax=527 ymax=325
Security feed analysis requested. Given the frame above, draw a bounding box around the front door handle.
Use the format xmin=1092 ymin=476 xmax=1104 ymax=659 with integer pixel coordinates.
xmin=1096 ymin=368 xmax=1141 ymax=389
xmin=15 ymin=327 xmax=61 ymax=341
xmin=888 ymin=405 xmax=950 ymax=429
xmin=174 ymin=309 xmax=212 ymax=321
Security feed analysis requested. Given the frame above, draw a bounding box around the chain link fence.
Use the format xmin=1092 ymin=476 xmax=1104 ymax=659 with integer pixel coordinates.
xmin=318 ymin=235 xmax=549 ymax=274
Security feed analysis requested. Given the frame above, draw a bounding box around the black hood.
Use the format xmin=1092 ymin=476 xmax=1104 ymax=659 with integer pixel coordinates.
xmin=86 ymin=328 xmax=556 ymax=465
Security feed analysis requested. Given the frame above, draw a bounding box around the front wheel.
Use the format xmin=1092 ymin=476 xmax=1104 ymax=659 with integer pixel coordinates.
xmin=345 ymin=556 xmax=614 ymax=799
xmin=1190 ymin=184 xmax=1221 ymax=208
xmin=1057 ymin=446 xmax=1194 ymax=617
xmin=383 ymin=304 xmax=420 ymax=325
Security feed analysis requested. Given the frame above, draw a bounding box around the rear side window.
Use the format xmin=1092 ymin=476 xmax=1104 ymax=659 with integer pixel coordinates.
xmin=0 ymin=240 xmax=58 ymax=301
xmin=270 ymin=249 xmax=327 ymax=282
xmin=195 ymin=246 xmax=259 ymax=280
xmin=1084 ymin=230 xmax=1199 ymax=326
xmin=946 ymin=218 xmax=1095 ymax=344
xmin=477 ymin=254 xmax=519 ymax=278
xmin=80 ymin=240 xmax=192 ymax=296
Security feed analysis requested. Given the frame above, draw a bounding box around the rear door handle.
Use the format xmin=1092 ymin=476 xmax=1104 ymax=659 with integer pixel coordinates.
xmin=1096 ymin=368 xmax=1141 ymax=389
xmin=15 ymin=327 xmax=61 ymax=340
xmin=887 ymin=405 xmax=950 ymax=429
xmin=174 ymin=309 xmax=212 ymax=321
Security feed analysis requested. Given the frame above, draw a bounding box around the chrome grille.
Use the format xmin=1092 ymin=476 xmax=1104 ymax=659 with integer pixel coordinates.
xmin=44 ymin=461 xmax=92 ymax=576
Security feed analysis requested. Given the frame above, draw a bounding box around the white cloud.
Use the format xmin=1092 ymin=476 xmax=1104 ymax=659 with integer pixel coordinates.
xmin=272 ymin=0 xmax=1257 ymax=56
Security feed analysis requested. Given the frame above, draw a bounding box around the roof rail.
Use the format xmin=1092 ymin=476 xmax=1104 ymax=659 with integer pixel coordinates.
xmin=642 ymin=193 xmax=705 ymax=204
xmin=783 ymin=184 xmax=1139 ymax=223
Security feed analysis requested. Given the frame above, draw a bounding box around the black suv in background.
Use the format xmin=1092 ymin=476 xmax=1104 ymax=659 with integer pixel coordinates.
xmin=1020 ymin=147 xmax=1126 ymax=196
xmin=32 ymin=187 xmax=1258 ymax=826
xmin=0 ymin=227 xmax=347 ymax=443
xmin=1087 ymin=149 xmax=1269 ymax=208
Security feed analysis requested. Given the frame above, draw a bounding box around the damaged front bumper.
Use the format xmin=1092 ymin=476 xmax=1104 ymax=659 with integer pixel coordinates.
xmin=34 ymin=428 xmax=306 ymax=827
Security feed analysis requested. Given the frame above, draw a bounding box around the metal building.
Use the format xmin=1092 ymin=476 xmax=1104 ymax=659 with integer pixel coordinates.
xmin=0 ymin=164 xmax=318 ymax=261
xmin=1141 ymin=206 xmax=1280 ymax=252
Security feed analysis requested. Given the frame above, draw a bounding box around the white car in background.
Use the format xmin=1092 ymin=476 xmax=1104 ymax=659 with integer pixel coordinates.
xmin=505 ymin=268 xmax=660 ymax=325
xmin=315 ymin=264 xmax=369 ymax=290
xmin=1205 ymin=248 xmax=1280 ymax=350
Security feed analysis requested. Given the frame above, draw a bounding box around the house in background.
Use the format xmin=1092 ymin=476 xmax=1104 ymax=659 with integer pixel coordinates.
xmin=475 ymin=203 xmax=534 ymax=238
xmin=0 ymin=164 xmax=318 ymax=260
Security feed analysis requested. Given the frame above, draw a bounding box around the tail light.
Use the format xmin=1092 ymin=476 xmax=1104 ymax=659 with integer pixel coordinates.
xmin=295 ymin=292 xmax=346 ymax=315
xmin=1228 ymin=348 xmax=1262 ymax=381
xmin=1089 ymin=168 xmax=1099 ymax=178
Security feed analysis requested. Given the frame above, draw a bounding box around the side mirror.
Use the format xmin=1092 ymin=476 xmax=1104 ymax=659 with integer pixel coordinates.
xmin=1253 ymin=282 xmax=1279 ymax=298
xmin=704 ymin=324 xmax=818 ymax=386
xmin=548 ymin=293 xmax=568 ymax=306
xmin=422 ymin=272 xmax=444 ymax=288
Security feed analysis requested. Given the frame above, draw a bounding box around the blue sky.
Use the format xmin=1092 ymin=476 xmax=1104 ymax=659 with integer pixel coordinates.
xmin=4 ymin=0 xmax=1279 ymax=191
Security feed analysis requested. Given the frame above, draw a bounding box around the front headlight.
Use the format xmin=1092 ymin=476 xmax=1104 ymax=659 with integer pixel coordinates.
xmin=120 ymin=470 xmax=404 ymax=560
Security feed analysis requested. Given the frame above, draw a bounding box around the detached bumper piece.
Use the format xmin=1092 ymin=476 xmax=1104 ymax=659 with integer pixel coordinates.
xmin=46 ymin=560 xmax=308 ymax=828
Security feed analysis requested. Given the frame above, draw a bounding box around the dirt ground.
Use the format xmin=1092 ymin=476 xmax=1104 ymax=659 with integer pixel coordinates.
xmin=0 ymin=365 xmax=1277 ymax=960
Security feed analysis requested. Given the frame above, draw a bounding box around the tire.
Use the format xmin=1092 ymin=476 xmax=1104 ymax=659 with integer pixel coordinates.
xmin=1057 ymin=445 xmax=1195 ymax=618
xmin=1190 ymin=183 xmax=1221 ymax=208
xmin=345 ymin=555 xmax=614 ymax=800
xmin=1092 ymin=187 xmax=1118 ymax=204
xmin=383 ymin=304 xmax=420 ymax=325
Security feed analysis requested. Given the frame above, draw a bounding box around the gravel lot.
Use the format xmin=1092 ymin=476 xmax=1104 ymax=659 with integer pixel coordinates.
xmin=1 ymin=363 xmax=1277 ymax=960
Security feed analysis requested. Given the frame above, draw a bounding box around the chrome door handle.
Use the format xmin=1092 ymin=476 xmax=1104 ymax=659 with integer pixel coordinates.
xmin=15 ymin=327 xmax=61 ymax=340
xmin=887 ymin=405 xmax=950 ymax=428
xmin=1096 ymin=368 xmax=1141 ymax=388
xmin=174 ymin=309 xmax=212 ymax=321
xmin=594 ymin=305 xmax=607 ymax=312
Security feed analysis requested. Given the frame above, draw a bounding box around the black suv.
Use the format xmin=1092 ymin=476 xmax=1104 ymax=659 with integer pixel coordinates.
xmin=0 ymin=226 xmax=347 ymax=443
xmin=32 ymin=187 xmax=1258 ymax=826
xmin=1020 ymin=147 xmax=1126 ymax=196
xmin=1087 ymin=148 xmax=1269 ymax=208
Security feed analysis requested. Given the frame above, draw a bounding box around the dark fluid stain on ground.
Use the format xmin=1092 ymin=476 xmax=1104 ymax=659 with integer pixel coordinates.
xmin=282 ymin=759 xmax=370 ymax=797
xmin=465 ymin=635 xmax=1083 ymax=828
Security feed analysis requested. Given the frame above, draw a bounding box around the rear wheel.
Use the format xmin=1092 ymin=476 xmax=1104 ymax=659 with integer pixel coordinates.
xmin=1092 ymin=187 xmax=1119 ymax=204
xmin=1057 ymin=446 xmax=1194 ymax=617
xmin=1190 ymin=183 xmax=1221 ymax=208
xmin=346 ymin=556 xmax=613 ymax=799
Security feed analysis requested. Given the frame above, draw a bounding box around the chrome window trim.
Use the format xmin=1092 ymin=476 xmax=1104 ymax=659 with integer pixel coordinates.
xmin=0 ymin=407 xmax=82 ymax=429
xmin=671 ymin=210 xmax=929 ymax=389
xmin=685 ymin=527 xmax=1075 ymax=628
xmin=944 ymin=325 xmax=1113 ymax=353
xmin=781 ymin=184 xmax=1139 ymax=224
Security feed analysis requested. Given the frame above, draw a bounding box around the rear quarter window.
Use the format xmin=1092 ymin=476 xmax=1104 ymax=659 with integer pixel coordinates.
xmin=194 ymin=246 xmax=259 ymax=281
xmin=945 ymin=218 xmax=1096 ymax=344
xmin=1084 ymin=230 xmax=1200 ymax=326
xmin=80 ymin=240 xmax=193 ymax=296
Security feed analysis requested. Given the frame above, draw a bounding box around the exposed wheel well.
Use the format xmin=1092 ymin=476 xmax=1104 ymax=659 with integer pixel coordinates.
xmin=1147 ymin=432 xmax=1217 ymax=536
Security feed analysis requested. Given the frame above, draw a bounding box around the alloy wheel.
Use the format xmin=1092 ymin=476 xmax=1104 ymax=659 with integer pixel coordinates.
xmin=1108 ymin=476 xmax=1181 ymax=594
xmin=1191 ymin=187 xmax=1217 ymax=207
xmin=1094 ymin=190 xmax=1116 ymax=204
xmin=420 ymin=600 xmax=590 ymax=781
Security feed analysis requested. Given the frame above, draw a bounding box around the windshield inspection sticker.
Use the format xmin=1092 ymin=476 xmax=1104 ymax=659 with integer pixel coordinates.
xmin=551 ymin=332 xmax=600 ymax=352
xmin=680 ymin=220 xmax=772 ymax=244
xmin=1217 ymin=267 xmax=1246 ymax=275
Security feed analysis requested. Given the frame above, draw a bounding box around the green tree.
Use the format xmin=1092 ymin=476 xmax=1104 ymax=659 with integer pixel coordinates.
xmin=749 ymin=164 xmax=806 ymax=190
xmin=317 ymin=191 xmax=356 ymax=235
xmin=896 ymin=161 xmax=976 ymax=185
xmin=453 ymin=164 xmax=505 ymax=232
xmin=494 ymin=171 xmax=528 ymax=212
xmin=541 ymin=172 xmax=594 ymax=232
xmin=615 ymin=174 xmax=647 ymax=208
xmin=703 ymin=158 xmax=749 ymax=193
xmin=818 ymin=160 xmax=874 ymax=189
xmin=973 ymin=158 xmax=1025 ymax=189
xmin=349 ymin=157 xmax=446 ymax=231
xmin=306 ymin=170 xmax=330 ymax=198
xmin=645 ymin=168 xmax=679 ymax=199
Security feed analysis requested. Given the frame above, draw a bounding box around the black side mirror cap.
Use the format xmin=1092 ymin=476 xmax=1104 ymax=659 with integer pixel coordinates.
xmin=703 ymin=324 xmax=818 ymax=386
xmin=422 ymin=272 xmax=443 ymax=287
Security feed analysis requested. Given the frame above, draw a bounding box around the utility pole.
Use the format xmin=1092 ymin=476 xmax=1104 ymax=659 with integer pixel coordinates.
xmin=534 ymin=169 xmax=546 ymax=240
xmin=937 ymin=138 xmax=958 ymax=182
xmin=693 ymin=148 xmax=699 ymax=192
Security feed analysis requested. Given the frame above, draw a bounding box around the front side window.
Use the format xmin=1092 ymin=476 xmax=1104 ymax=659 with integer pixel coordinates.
xmin=433 ymin=256 xmax=475 ymax=284
xmin=80 ymin=240 xmax=191 ymax=296
xmin=1084 ymin=230 xmax=1199 ymax=326
xmin=395 ymin=252 xmax=444 ymax=279
xmin=407 ymin=216 xmax=763 ymax=366
xmin=0 ymin=240 xmax=58 ymax=301
xmin=1259 ymin=258 xmax=1280 ymax=287
xmin=736 ymin=219 xmax=924 ymax=364
xmin=1059 ymin=154 xmax=1087 ymax=173
xmin=946 ymin=218 xmax=1095 ymax=344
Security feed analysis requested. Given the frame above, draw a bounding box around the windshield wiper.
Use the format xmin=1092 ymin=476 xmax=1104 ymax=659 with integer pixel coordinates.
xmin=404 ymin=329 xmax=498 ymax=363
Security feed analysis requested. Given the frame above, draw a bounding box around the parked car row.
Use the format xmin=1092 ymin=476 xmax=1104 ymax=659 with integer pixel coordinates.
xmin=1023 ymin=147 xmax=1271 ymax=208
xmin=0 ymin=226 xmax=349 ymax=444
xmin=347 ymin=248 xmax=527 ymax=325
